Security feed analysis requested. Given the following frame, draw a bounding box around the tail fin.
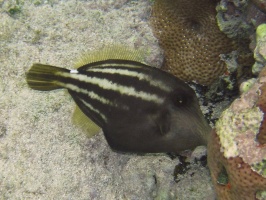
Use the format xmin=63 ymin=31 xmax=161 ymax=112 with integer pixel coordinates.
xmin=26 ymin=64 xmax=70 ymax=91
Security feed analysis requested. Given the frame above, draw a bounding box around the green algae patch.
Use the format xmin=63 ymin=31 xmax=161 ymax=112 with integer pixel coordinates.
xmin=216 ymin=107 xmax=263 ymax=158
xmin=252 ymin=159 xmax=266 ymax=178
xmin=256 ymin=24 xmax=266 ymax=42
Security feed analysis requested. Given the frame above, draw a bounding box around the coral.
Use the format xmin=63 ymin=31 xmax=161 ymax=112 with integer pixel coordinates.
xmin=216 ymin=0 xmax=252 ymax=39
xmin=208 ymin=131 xmax=266 ymax=200
xmin=216 ymin=0 xmax=266 ymax=39
xmin=215 ymin=0 xmax=266 ymax=86
xmin=207 ymin=66 xmax=266 ymax=200
xmin=150 ymin=0 xmax=236 ymax=86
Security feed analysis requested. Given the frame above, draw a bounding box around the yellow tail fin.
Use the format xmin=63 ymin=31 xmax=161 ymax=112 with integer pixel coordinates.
xmin=26 ymin=64 xmax=69 ymax=91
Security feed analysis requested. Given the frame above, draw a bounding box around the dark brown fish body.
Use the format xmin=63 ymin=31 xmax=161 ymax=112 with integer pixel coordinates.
xmin=102 ymin=94 xmax=210 ymax=152
xmin=27 ymin=58 xmax=211 ymax=153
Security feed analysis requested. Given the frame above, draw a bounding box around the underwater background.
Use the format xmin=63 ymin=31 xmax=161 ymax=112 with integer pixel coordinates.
xmin=0 ymin=0 xmax=214 ymax=199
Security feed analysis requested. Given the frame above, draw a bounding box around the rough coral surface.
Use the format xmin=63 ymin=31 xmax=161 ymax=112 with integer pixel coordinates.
xmin=216 ymin=0 xmax=253 ymax=39
xmin=257 ymin=83 xmax=266 ymax=144
xmin=216 ymin=1 xmax=266 ymax=77
xmin=208 ymin=67 xmax=266 ymax=200
xmin=208 ymin=130 xmax=266 ymax=200
xmin=150 ymin=0 xmax=236 ymax=85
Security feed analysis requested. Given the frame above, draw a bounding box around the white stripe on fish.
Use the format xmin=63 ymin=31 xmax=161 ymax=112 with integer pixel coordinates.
xmin=58 ymin=72 xmax=165 ymax=104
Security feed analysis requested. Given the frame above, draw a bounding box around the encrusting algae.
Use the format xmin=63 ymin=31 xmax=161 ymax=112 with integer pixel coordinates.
xmin=207 ymin=66 xmax=266 ymax=200
xmin=205 ymin=22 xmax=266 ymax=199
xmin=26 ymin=47 xmax=211 ymax=153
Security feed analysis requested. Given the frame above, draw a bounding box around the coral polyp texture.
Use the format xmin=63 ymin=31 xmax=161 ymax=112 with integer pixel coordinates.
xmin=207 ymin=67 xmax=266 ymax=200
xmin=150 ymin=0 xmax=236 ymax=86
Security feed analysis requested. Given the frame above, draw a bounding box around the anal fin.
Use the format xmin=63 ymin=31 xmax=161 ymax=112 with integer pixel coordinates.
xmin=72 ymin=106 xmax=101 ymax=138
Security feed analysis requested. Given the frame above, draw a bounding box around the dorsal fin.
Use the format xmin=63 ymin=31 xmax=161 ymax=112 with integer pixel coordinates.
xmin=74 ymin=45 xmax=147 ymax=68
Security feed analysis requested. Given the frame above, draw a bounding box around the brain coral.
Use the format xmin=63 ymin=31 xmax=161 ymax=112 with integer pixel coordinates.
xmin=150 ymin=0 xmax=236 ymax=85
xmin=207 ymin=66 xmax=266 ymax=200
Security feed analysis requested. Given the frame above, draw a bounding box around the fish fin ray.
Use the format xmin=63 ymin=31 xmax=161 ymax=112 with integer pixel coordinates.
xmin=72 ymin=106 xmax=101 ymax=138
xmin=69 ymin=91 xmax=105 ymax=128
xmin=74 ymin=45 xmax=147 ymax=68
xmin=26 ymin=64 xmax=69 ymax=91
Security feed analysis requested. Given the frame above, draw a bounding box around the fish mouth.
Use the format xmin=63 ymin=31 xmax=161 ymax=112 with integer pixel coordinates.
xmin=167 ymin=105 xmax=211 ymax=151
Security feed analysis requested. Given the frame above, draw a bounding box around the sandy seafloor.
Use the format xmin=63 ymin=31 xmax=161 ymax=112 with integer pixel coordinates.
xmin=0 ymin=0 xmax=215 ymax=199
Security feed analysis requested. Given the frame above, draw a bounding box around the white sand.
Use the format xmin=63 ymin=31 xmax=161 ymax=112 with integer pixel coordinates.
xmin=0 ymin=0 xmax=214 ymax=199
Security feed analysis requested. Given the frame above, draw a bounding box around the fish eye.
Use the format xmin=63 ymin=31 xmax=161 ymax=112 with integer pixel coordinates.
xmin=177 ymin=98 xmax=183 ymax=104
xmin=172 ymin=93 xmax=188 ymax=107
xmin=175 ymin=96 xmax=187 ymax=106
xmin=170 ymin=89 xmax=193 ymax=107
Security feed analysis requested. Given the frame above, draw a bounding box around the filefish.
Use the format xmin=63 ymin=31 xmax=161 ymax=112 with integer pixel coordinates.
xmin=26 ymin=47 xmax=211 ymax=153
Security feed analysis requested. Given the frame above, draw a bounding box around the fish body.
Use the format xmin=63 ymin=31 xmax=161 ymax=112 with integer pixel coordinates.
xmin=26 ymin=56 xmax=211 ymax=153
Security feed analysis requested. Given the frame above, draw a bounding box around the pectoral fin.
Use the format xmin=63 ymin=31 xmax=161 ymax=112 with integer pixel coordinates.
xmin=150 ymin=109 xmax=171 ymax=136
